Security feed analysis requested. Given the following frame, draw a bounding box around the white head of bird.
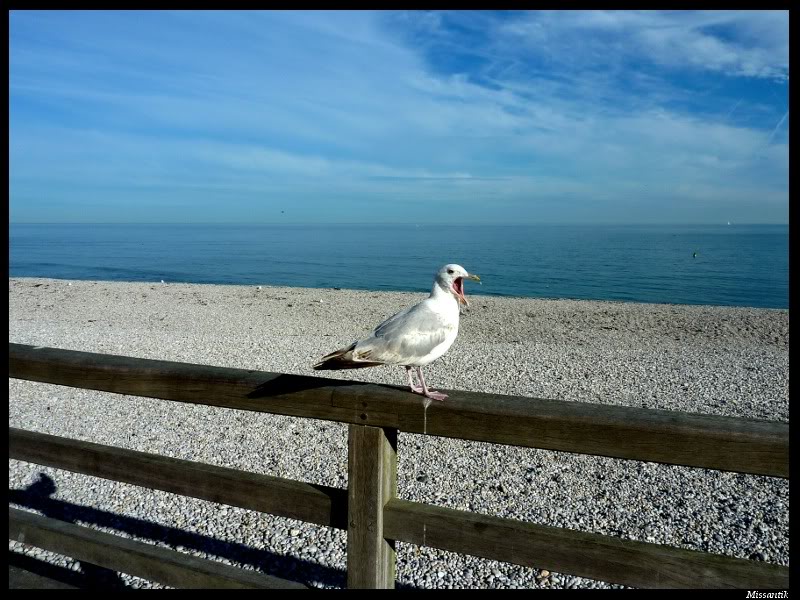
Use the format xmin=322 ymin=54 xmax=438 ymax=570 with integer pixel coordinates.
xmin=433 ymin=264 xmax=481 ymax=307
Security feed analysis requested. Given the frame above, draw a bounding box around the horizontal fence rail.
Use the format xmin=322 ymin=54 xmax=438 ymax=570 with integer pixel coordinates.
xmin=8 ymin=343 xmax=789 ymax=477
xmin=9 ymin=343 xmax=790 ymax=589
xmin=9 ymin=428 xmax=348 ymax=530
xmin=9 ymin=508 xmax=306 ymax=589
xmin=10 ymin=428 xmax=789 ymax=589
xmin=383 ymin=500 xmax=789 ymax=589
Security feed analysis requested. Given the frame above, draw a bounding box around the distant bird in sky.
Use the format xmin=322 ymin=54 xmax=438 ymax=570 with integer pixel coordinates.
xmin=313 ymin=264 xmax=481 ymax=401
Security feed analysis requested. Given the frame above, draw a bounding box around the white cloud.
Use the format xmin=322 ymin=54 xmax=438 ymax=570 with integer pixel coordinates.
xmin=499 ymin=10 xmax=789 ymax=80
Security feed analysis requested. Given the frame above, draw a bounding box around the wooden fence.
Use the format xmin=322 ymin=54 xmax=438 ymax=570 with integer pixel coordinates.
xmin=8 ymin=343 xmax=789 ymax=589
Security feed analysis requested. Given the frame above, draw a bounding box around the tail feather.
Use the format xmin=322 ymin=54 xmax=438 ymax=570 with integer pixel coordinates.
xmin=313 ymin=342 xmax=384 ymax=370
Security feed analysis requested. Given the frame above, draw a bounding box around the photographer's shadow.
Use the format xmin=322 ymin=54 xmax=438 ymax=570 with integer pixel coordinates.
xmin=9 ymin=473 xmax=345 ymax=588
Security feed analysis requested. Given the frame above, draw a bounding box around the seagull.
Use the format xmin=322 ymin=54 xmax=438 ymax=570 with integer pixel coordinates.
xmin=313 ymin=264 xmax=480 ymax=401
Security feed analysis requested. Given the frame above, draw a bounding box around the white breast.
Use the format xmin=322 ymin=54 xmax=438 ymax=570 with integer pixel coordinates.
xmin=413 ymin=292 xmax=460 ymax=366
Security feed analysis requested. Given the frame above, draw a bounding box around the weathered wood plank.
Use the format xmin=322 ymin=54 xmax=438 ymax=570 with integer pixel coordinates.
xmin=394 ymin=397 xmax=789 ymax=479
xmin=9 ymin=428 xmax=348 ymax=530
xmin=8 ymin=565 xmax=79 ymax=589
xmin=9 ymin=343 xmax=789 ymax=477
xmin=347 ymin=425 xmax=397 ymax=589
xmin=9 ymin=553 xmax=80 ymax=589
xmin=8 ymin=343 xmax=391 ymax=427
xmin=9 ymin=508 xmax=307 ymax=589
xmin=383 ymin=499 xmax=789 ymax=589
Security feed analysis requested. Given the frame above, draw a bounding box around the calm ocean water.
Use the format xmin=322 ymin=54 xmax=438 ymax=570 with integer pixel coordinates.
xmin=9 ymin=224 xmax=789 ymax=309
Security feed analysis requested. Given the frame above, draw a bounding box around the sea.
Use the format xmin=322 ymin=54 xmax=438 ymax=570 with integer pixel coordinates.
xmin=8 ymin=223 xmax=789 ymax=309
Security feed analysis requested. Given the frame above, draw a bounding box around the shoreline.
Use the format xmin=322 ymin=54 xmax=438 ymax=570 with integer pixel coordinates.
xmin=7 ymin=275 xmax=789 ymax=311
xmin=9 ymin=276 xmax=789 ymax=588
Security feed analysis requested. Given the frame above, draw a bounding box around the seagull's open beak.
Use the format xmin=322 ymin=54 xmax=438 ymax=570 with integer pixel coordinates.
xmin=454 ymin=273 xmax=481 ymax=307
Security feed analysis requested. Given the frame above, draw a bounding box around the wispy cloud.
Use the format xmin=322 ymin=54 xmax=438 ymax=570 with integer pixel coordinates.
xmin=493 ymin=10 xmax=789 ymax=80
xmin=764 ymin=111 xmax=790 ymax=147
xmin=9 ymin=10 xmax=789 ymax=224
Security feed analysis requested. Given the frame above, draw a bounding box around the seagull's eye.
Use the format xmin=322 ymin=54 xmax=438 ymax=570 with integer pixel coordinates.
xmin=447 ymin=269 xmax=454 ymax=275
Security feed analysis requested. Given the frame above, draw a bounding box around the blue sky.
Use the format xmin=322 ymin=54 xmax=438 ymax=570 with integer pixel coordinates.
xmin=9 ymin=10 xmax=789 ymax=224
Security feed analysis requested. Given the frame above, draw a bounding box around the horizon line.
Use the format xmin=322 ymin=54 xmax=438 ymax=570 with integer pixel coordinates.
xmin=8 ymin=221 xmax=789 ymax=226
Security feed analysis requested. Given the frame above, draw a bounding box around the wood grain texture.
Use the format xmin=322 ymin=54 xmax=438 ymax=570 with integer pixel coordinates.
xmin=9 ymin=344 xmax=788 ymax=477
xmin=9 ymin=428 xmax=348 ymax=530
xmin=346 ymin=425 xmax=397 ymax=589
xmin=383 ymin=499 xmax=789 ymax=589
xmin=9 ymin=508 xmax=307 ymax=589
xmin=8 ymin=552 xmax=80 ymax=589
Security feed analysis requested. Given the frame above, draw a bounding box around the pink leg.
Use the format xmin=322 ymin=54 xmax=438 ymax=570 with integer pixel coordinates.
xmin=416 ymin=367 xmax=448 ymax=401
xmin=405 ymin=366 xmax=424 ymax=394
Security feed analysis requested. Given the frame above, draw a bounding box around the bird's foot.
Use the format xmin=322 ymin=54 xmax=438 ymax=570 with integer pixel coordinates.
xmin=423 ymin=390 xmax=448 ymax=401
xmin=408 ymin=383 xmax=425 ymax=394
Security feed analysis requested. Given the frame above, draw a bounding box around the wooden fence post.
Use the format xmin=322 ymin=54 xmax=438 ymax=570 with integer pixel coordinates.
xmin=346 ymin=424 xmax=397 ymax=589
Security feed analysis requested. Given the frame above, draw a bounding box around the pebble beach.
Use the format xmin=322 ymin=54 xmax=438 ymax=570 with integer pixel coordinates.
xmin=8 ymin=277 xmax=790 ymax=588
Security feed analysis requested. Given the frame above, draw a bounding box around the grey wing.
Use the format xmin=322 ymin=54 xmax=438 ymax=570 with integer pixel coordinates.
xmin=352 ymin=304 xmax=448 ymax=365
